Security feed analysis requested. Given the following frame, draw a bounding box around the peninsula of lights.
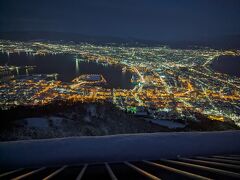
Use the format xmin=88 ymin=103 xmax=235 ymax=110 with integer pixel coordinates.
xmin=0 ymin=40 xmax=240 ymax=126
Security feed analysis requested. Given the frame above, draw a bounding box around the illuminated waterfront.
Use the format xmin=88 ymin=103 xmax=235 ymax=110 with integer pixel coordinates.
xmin=0 ymin=40 xmax=240 ymax=127
xmin=0 ymin=52 xmax=133 ymax=89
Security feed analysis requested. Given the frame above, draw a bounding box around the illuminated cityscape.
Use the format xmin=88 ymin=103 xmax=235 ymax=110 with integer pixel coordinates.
xmin=1 ymin=0 xmax=240 ymax=179
xmin=0 ymin=39 xmax=240 ymax=127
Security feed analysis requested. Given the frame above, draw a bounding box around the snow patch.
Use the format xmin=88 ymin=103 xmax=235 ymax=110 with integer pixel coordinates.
xmin=1 ymin=131 xmax=240 ymax=168
xmin=25 ymin=118 xmax=49 ymax=128
xmin=48 ymin=116 xmax=63 ymax=127
xmin=147 ymin=118 xmax=186 ymax=129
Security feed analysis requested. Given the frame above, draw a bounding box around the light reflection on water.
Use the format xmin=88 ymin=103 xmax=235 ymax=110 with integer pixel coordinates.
xmin=0 ymin=52 xmax=133 ymax=89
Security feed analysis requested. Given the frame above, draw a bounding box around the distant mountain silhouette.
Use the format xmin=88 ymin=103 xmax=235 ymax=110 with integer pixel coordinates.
xmin=0 ymin=31 xmax=240 ymax=49
xmin=170 ymin=34 xmax=240 ymax=49
xmin=0 ymin=31 xmax=156 ymax=46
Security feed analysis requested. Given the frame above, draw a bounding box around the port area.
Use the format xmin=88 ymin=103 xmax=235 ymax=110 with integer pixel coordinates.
xmin=71 ymin=74 xmax=107 ymax=88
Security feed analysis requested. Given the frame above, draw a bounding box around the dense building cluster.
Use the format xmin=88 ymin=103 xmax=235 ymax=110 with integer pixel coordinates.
xmin=0 ymin=40 xmax=240 ymax=126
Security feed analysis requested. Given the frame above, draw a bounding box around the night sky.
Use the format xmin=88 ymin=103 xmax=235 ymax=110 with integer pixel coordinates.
xmin=0 ymin=0 xmax=240 ymax=41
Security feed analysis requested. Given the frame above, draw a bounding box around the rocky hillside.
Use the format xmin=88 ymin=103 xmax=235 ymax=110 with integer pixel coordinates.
xmin=0 ymin=103 xmax=169 ymax=141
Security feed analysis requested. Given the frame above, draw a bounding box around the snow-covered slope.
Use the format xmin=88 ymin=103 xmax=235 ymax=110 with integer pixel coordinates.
xmin=0 ymin=131 xmax=240 ymax=168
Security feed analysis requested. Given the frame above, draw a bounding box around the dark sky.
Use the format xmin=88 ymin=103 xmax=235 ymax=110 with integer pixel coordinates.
xmin=0 ymin=0 xmax=240 ymax=41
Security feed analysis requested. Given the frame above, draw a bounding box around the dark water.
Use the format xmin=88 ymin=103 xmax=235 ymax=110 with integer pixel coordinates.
xmin=211 ymin=55 xmax=240 ymax=77
xmin=0 ymin=53 xmax=133 ymax=89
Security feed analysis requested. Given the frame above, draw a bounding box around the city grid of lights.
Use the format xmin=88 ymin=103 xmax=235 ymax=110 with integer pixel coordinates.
xmin=0 ymin=40 xmax=240 ymax=126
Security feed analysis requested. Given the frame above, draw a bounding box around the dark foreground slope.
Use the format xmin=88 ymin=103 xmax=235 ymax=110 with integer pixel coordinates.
xmin=0 ymin=102 xmax=238 ymax=141
xmin=0 ymin=102 xmax=169 ymax=141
